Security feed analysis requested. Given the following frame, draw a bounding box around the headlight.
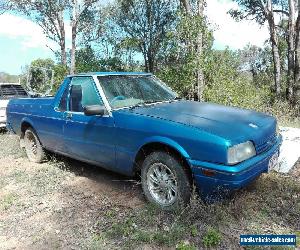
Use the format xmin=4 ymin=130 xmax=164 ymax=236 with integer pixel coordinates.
xmin=227 ymin=141 xmax=256 ymax=165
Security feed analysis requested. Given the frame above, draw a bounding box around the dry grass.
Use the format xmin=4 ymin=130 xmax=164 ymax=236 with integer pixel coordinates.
xmin=0 ymin=131 xmax=299 ymax=249
xmin=93 ymin=172 xmax=300 ymax=249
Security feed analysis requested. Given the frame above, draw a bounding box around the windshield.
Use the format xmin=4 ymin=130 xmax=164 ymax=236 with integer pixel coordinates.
xmin=98 ymin=75 xmax=177 ymax=109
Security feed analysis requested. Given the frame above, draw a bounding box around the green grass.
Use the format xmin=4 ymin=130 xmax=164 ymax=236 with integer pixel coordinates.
xmin=202 ymin=227 xmax=222 ymax=248
xmin=93 ymin=172 xmax=300 ymax=249
xmin=176 ymin=241 xmax=197 ymax=250
xmin=0 ymin=193 xmax=18 ymax=210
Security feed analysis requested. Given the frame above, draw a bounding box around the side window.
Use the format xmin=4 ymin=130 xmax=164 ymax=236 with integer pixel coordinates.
xmin=69 ymin=77 xmax=103 ymax=112
xmin=58 ymin=85 xmax=69 ymax=111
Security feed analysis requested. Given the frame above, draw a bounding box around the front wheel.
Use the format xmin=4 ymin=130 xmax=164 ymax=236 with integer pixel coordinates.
xmin=141 ymin=151 xmax=191 ymax=210
xmin=24 ymin=127 xmax=47 ymax=163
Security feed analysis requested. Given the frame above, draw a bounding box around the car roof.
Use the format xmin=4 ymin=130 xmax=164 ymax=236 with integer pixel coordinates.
xmin=70 ymin=72 xmax=153 ymax=77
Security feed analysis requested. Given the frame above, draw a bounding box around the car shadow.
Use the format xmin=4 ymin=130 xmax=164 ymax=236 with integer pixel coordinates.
xmin=49 ymin=153 xmax=145 ymax=206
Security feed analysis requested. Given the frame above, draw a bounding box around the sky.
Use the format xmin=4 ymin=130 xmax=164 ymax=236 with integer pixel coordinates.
xmin=0 ymin=0 xmax=270 ymax=75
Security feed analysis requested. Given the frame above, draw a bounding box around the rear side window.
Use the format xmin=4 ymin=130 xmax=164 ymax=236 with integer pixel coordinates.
xmin=0 ymin=85 xmax=27 ymax=99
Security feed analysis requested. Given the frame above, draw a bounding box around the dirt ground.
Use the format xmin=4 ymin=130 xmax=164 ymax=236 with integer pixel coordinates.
xmin=0 ymin=132 xmax=299 ymax=250
xmin=0 ymin=132 xmax=144 ymax=249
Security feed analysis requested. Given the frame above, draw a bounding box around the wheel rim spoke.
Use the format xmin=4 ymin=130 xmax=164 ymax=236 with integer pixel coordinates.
xmin=147 ymin=162 xmax=178 ymax=206
xmin=149 ymin=174 xmax=159 ymax=185
xmin=153 ymin=167 xmax=161 ymax=179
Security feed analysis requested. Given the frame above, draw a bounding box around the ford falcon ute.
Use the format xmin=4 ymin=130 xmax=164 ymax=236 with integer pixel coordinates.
xmin=6 ymin=72 xmax=282 ymax=209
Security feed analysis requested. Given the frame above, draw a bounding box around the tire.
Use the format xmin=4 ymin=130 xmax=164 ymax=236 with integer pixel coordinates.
xmin=24 ymin=127 xmax=47 ymax=163
xmin=141 ymin=151 xmax=191 ymax=210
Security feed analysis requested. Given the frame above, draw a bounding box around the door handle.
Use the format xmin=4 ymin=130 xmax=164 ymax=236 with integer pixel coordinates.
xmin=65 ymin=112 xmax=72 ymax=119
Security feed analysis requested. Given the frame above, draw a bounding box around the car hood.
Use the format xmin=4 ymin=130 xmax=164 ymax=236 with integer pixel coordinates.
xmin=129 ymin=100 xmax=276 ymax=144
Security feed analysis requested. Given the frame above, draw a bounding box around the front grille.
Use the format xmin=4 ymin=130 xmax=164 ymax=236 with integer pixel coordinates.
xmin=256 ymin=133 xmax=277 ymax=154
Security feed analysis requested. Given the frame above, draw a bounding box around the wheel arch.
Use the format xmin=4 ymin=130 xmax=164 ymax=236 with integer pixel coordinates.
xmin=133 ymin=138 xmax=193 ymax=183
xmin=20 ymin=119 xmax=36 ymax=147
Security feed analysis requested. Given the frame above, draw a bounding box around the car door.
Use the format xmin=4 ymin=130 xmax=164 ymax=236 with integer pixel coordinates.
xmin=38 ymin=78 xmax=71 ymax=153
xmin=63 ymin=76 xmax=116 ymax=169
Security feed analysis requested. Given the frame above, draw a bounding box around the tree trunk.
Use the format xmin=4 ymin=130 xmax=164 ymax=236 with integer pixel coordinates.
xmin=58 ymin=10 xmax=67 ymax=66
xmin=70 ymin=0 xmax=78 ymax=75
xmin=180 ymin=0 xmax=205 ymax=101
xmin=70 ymin=26 xmax=76 ymax=74
xmin=265 ymin=0 xmax=281 ymax=95
xmin=60 ymin=41 xmax=67 ymax=66
xmin=272 ymin=42 xmax=281 ymax=95
xmin=287 ymin=0 xmax=296 ymax=100
xmin=147 ymin=50 xmax=155 ymax=73
xmin=180 ymin=0 xmax=191 ymax=14
xmin=196 ymin=0 xmax=205 ymax=101
xmin=293 ymin=0 xmax=300 ymax=105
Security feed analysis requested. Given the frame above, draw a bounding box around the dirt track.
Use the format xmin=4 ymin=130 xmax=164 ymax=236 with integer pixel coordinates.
xmin=0 ymin=133 xmax=144 ymax=249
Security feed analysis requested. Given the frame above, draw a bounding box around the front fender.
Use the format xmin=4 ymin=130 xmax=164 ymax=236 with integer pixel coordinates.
xmin=137 ymin=136 xmax=190 ymax=159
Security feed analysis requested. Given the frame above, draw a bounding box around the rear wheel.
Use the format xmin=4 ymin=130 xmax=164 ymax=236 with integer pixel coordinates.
xmin=24 ymin=127 xmax=46 ymax=163
xmin=141 ymin=151 xmax=191 ymax=210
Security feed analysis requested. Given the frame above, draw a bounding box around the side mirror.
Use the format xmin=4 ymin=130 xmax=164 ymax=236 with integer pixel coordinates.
xmin=83 ymin=105 xmax=106 ymax=116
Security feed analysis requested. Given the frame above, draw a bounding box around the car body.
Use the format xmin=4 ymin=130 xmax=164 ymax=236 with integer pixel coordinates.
xmin=6 ymin=72 xmax=282 ymax=208
xmin=0 ymin=83 xmax=28 ymax=128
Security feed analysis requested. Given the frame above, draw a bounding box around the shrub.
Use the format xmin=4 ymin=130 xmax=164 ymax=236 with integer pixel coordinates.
xmin=202 ymin=227 xmax=222 ymax=248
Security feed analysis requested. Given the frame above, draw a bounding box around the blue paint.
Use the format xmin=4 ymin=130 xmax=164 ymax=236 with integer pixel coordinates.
xmin=6 ymin=73 xmax=282 ymax=199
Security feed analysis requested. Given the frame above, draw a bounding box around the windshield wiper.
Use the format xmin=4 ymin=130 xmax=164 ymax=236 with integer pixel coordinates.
xmin=143 ymin=100 xmax=157 ymax=104
xmin=127 ymin=103 xmax=146 ymax=110
xmin=167 ymin=96 xmax=182 ymax=103
xmin=127 ymin=101 xmax=156 ymax=110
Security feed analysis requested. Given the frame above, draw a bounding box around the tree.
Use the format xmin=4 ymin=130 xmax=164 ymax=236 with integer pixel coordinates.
xmin=179 ymin=0 xmax=206 ymax=100
xmin=69 ymin=0 xmax=100 ymax=74
xmin=157 ymin=13 xmax=213 ymax=99
xmin=11 ymin=0 xmax=68 ymax=65
xmin=24 ymin=58 xmax=55 ymax=95
xmin=0 ymin=0 xmax=10 ymax=14
xmin=287 ymin=0 xmax=295 ymax=100
xmin=11 ymin=0 xmax=100 ymax=74
xmin=112 ymin=0 xmax=177 ymax=73
xmin=75 ymin=45 xmax=101 ymax=73
xmin=230 ymin=0 xmax=282 ymax=96
xmin=292 ymin=0 xmax=300 ymax=105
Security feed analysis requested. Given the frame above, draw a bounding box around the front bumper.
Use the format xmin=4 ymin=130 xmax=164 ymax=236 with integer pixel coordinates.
xmin=189 ymin=135 xmax=282 ymax=199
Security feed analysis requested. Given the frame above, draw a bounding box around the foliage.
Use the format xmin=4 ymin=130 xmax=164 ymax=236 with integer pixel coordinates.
xmin=111 ymin=0 xmax=178 ymax=72
xmin=75 ymin=45 xmax=128 ymax=73
xmin=75 ymin=46 xmax=101 ymax=73
xmin=6 ymin=0 xmax=298 ymax=120
xmin=156 ymin=11 xmax=213 ymax=97
xmin=176 ymin=241 xmax=197 ymax=250
xmin=202 ymin=228 xmax=222 ymax=248
xmin=10 ymin=0 xmax=69 ymax=65
xmin=20 ymin=58 xmax=68 ymax=95
xmin=24 ymin=58 xmax=55 ymax=95
xmin=203 ymin=49 xmax=270 ymax=110
xmin=0 ymin=0 xmax=10 ymax=14
xmin=52 ymin=64 xmax=69 ymax=93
